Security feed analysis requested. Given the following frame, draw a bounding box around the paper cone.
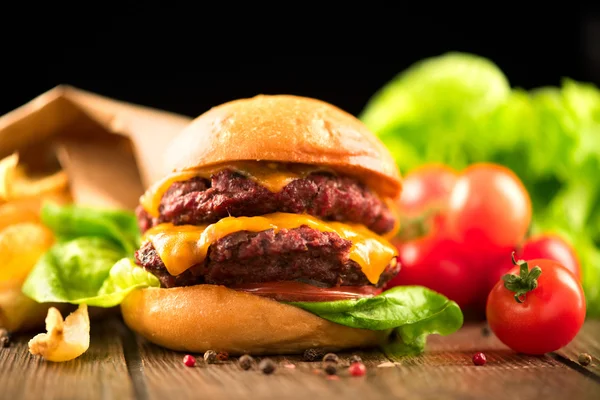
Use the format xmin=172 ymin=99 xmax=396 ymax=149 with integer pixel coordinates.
xmin=0 ymin=85 xmax=192 ymax=210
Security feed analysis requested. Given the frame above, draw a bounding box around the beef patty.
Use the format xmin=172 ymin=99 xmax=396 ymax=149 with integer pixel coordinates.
xmin=137 ymin=169 xmax=396 ymax=236
xmin=135 ymin=225 xmax=399 ymax=289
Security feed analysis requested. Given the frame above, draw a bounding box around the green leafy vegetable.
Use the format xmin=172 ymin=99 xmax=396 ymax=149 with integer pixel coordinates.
xmin=23 ymin=245 xmax=159 ymax=308
xmin=22 ymin=203 xmax=158 ymax=308
xmin=359 ymin=52 xmax=600 ymax=317
xmin=288 ymin=286 xmax=464 ymax=355
xmin=41 ymin=202 xmax=141 ymax=254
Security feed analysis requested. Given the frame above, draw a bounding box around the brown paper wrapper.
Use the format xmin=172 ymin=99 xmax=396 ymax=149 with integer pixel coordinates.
xmin=0 ymin=86 xmax=192 ymax=332
xmin=0 ymin=85 xmax=192 ymax=210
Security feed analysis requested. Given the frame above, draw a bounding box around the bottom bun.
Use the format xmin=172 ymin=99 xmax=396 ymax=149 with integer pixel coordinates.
xmin=121 ymin=285 xmax=391 ymax=355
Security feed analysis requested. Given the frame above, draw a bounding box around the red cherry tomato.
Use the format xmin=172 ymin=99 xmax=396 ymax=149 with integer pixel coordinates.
xmin=396 ymin=164 xmax=458 ymax=241
xmin=521 ymin=234 xmax=581 ymax=282
xmin=486 ymin=234 xmax=581 ymax=294
xmin=399 ymin=164 xmax=458 ymax=216
xmin=445 ymin=163 xmax=532 ymax=264
xmin=387 ymin=235 xmax=477 ymax=308
xmin=486 ymin=257 xmax=586 ymax=355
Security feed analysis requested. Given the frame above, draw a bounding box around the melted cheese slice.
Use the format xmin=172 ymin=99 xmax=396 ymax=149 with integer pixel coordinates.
xmin=143 ymin=212 xmax=397 ymax=284
xmin=140 ymin=162 xmax=324 ymax=218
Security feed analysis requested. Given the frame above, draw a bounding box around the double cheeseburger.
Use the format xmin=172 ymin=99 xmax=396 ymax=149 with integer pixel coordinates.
xmin=122 ymin=95 xmax=403 ymax=354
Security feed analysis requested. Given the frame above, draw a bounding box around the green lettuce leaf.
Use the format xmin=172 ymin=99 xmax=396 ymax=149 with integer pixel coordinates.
xmin=359 ymin=52 xmax=600 ymax=317
xmin=41 ymin=202 xmax=141 ymax=254
xmin=22 ymin=238 xmax=159 ymax=307
xmin=22 ymin=203 xmax=159 ymax=308
xmin=288 ymin=286 xmax=464 ymax=355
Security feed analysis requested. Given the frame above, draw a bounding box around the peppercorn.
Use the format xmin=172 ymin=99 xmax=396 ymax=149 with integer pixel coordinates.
xmin=183 ymin=354 xmax=196 ymax=367
xmin=348 ymin=362 xmax=367 ymax=377
xmin=303 ymin=348 xmax=325 ymax=361
xmin=204 ymin=350 xmax=218 ymax=363
xmin=578 ymin=353 xmax=592 ymax=366
xmin=472 ymin=352 xmax=487 ymax=366
xmin=217 ymin=351 xmax=229 ymax=361
xmin=0 ymin=329 xmax=10 ymax=348
xmin=259 ymin=358 xmax=276 ymax=375
xmin=481 ymin=325 xmax=491 ymax=337
xmin=322 ymin=353 xmax=339 ymax=363
xmin=324 ymin=362 xmax=337 ymax=375
xmin=349 ymin=354 xmax=362 ymax=364
xmin=238 ymin=354 xmax=254 ymax=370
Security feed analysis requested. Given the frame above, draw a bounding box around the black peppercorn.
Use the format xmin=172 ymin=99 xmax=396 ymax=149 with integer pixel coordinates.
xmin=349 ymin=354 xmax=362 ymax=364
xmin=217 ymin=351 xmax=229 ymax=361
xmin=303 ymin=348 xmax=325 ymax=361
xmin=259 ymin=358 xmax=276 ymax=375
xmin=0 ymin=329 xmax=10 ymax=348
xmin=324 ymin=362 xmax=337 ymax=375
xmin=238 ymin=354 xmax=254 ymax=370
xmin=578 ymin=353 xmax=592 ymax=366
xmin=481 ymin=325 xmax=491 ymax=337
xmin=322 ymin=353 xmax=339 ymax=363
xmin=204 ymin=350 xmax=217 ymax=363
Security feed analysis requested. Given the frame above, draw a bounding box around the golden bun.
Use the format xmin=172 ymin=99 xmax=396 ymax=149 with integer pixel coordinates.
xmin=121 ymin=285 xmax=391 ymax=355
xmin=163 ymin=95 xmax=402 ymax=199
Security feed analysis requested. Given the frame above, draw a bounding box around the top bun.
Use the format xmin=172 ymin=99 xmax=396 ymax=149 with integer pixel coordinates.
xmin=163 ymin=95 xmax=402 ymax=199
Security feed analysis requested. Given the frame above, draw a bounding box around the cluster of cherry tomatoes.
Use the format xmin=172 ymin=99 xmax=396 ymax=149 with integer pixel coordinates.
xmin=386 ymin=163 xmax=586 ymax=355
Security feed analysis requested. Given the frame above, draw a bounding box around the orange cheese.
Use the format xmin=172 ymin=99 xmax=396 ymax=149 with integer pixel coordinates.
xmin=139 ymin=162 xmax=323 ymax=218
xmin=143 ymin=212 xmax=398 ymax=285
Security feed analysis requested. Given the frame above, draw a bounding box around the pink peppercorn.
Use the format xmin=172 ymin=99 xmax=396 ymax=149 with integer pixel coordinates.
xmin=183 ymin=354 xmax=196 ymax=367
xmin=348 ymin=362 xmax=367 ymax=377
xmin=472 ymin=352 xmax=486 ymax=366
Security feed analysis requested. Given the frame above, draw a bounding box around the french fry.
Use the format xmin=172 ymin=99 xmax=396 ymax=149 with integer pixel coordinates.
xmin=28 ymin=304 xmax=90 ymax=362
xmin=0 ymin=223 xmax=55 ymax=283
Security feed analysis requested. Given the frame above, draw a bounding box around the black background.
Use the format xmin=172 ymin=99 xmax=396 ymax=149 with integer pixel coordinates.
xmin=2 ymin=11 xmax=599 ymax=119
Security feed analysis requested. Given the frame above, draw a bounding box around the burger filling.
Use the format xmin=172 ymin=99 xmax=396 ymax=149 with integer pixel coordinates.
xmin=135 ymin=226 xmax=399 ymax=289
xmin=134 ymin=162 xmax=400 ymax=301
xmin=136 ymin=167 xmax=397 ymax=236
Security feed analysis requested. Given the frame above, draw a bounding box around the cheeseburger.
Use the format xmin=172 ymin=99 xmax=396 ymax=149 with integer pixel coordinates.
xmin=122 ymin=94 xmax=404 ymax=354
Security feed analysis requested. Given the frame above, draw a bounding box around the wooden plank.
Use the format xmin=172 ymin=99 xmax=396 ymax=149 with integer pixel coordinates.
xmin=136 ymin=336 xmax=390 ymax=400
xmin=383 ymin=323 xmax=600 ymax=399
xmin=0 ymin=317 xmax=135 ymax=400
xmin=556 ymin=319 xmax=600 ymax=375
xmin=135 ymin=322 xmax=600 ymax=400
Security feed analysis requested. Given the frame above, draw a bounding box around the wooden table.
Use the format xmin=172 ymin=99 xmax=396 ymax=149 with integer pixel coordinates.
xmin=1 ymin=318 xmax=599 ymax=400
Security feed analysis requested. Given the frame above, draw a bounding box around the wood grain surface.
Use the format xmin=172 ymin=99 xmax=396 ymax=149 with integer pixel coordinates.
xmin=1 ymin=319 xmax=599 ymax=400
xmin=0 ymin=318 xmax=134 ymax=400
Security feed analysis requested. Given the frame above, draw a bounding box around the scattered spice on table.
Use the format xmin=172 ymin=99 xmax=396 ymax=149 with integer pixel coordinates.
xmin=238 ymin=354 xmax=254 ymax=370
xmin=183 ymin=355 xmax=196 ymax=367
xmin=0 ymin=329 xmax=10 ymax=348
xmin=324 ymin=363 xmax=337 ymax=375
xmin=204 ymin=350 xmax=217 ymax=364
xmin=322 ymin=353 xmax=339 ymax=363
xmin=349 ymin=362 xmax=367 ymax=377
xmin=217 ymin=351 xmax=229 ymax=361
xmin=349 ymin=355 xmax=362 ymax=364
xmin=259 ymin=358 xmax=276 ymax=375
xmin=481 ymin=325 xmax=492 ymax=337
xmin=472 ymin=352 xmax=487 ymax=366
xmin=303 ymin=348 xmax=325 ymax=361
xmin=578 ymin=353 xmax=592 ymax=366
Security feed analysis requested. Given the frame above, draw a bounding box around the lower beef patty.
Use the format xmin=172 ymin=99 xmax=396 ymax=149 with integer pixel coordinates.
xmin=137 ymin=169 xmax=396 ymax=236
xmin=135 ymin=225 xmax=399 ymax=289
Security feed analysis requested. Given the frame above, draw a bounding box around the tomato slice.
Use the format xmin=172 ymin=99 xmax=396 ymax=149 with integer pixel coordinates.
xmin=229 ymin=281 xmax=382 ymax=302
